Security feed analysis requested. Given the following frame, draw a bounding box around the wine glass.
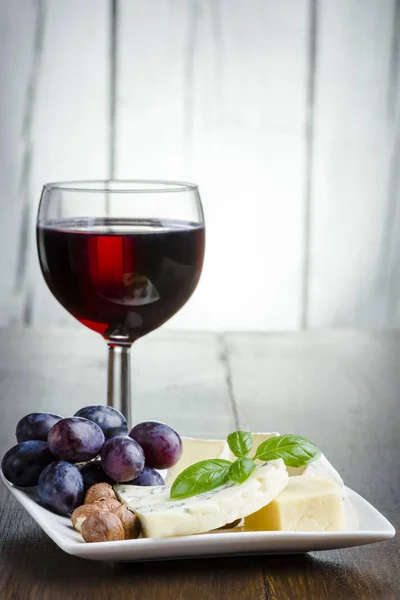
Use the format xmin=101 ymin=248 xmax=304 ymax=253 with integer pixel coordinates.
xmin=37 ymin=180 xmax=205 ymax=426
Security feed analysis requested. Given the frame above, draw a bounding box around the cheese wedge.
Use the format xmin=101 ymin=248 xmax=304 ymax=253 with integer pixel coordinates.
xmin=244 ymin=475 xmax=345 ymax=532
xmin=165 ymin=437 xmax=232 ymax=486
xmin=250 ymin=433 xmax=344 ymax=492
xmin=116 ymin=459 xmax=288 ymax=538
xmin=287 ymin=454 xmax=344 ymax=489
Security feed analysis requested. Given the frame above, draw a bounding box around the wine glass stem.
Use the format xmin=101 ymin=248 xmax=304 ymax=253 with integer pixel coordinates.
xmin=107 ymin=343 xmax=132 ymax=427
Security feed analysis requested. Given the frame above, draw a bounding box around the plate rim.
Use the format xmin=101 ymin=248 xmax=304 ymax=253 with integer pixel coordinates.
xmin=1 ymin=471 xmax=396 ymax=560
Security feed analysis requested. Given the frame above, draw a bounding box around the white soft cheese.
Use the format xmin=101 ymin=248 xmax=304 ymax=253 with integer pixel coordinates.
xmin=116 ymin=459 xmax=289 ymax=538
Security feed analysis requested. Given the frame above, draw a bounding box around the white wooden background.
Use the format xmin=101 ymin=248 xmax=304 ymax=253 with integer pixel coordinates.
xmin=1 ymin=0 xmax=399 ymax=332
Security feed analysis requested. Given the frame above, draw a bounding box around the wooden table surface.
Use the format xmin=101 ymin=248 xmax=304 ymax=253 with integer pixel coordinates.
xmin=0 ymin=328 xmax=398 ymax=600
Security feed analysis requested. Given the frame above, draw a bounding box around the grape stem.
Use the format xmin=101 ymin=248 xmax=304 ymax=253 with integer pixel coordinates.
xmin=107 ymin=344 xmax=132 ymax=427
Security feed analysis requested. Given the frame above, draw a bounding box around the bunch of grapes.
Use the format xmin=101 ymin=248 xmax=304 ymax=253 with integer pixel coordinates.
xmin=1 ymin=406 xmax=182 ymax=516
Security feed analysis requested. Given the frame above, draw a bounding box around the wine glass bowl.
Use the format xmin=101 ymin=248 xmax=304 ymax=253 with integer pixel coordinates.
xmin=36 ymin=180 xmax=205 ymax=423
xmin=37 ymin=180 xmax=205 ymax=344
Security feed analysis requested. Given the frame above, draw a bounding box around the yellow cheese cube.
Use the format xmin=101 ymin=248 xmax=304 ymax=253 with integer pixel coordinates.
xmin=244 ymin=475 xmax=345 ymax=532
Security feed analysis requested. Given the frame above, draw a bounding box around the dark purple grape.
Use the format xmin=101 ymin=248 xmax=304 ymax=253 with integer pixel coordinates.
xmin=16 ymin=412 xmax=63 ymax=443
xmin=38 ymin=461 xmax=84 ymax=515
xmin=127 ymin=466 xmax=165 ymax=486
xmin=1 ymin=441 xmax=55 ymax=487
xmin=79 ymin=460 xmax=112 ymax=491
xmin=101 ymin=436 xmax=144 ymax=482
xmin=129 ymin=421 xmax=182 ymax=469
xmin=74 ymin=405 xmax=128 ymax=439
xmin=48 ymin=417 xmax=105 ymax=462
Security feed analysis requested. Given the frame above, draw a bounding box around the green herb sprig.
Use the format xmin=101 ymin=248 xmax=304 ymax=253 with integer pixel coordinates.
xmin=170 ymin=432 xmax=320 ymax=500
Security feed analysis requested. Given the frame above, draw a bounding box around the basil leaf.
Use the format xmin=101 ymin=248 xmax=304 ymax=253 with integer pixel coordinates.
xmin=227 ymin=430 xmax=253 ymax=458
xmin=170 ymin=459 xmax=232 ymax=500
xmin=228 ymin=456 xmax=256 ymax=484
xmin=253 ymin=434 xmax=321 ymax=467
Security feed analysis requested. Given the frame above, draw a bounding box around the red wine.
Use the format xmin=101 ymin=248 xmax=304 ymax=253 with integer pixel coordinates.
xmin=37 ymin=218 xmax=205 ymax=343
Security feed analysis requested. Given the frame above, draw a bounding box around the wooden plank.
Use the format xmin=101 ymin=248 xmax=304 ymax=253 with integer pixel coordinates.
xmin=133 ymin=332 xmax=235 ymax=437
xmin=27 ymin=0 xmax=109 ymax=327
xmin=183 ymin=0 xmax=309 ymax=332
xmin=308 ymin=0 xmax=395 ymax=328
xmin=382 ymin=0 xmax=400 ymax=326
xmin=0 ymin=328 xmax=266 ymax=600
xmin=3 ymin=0 xmax=399 ymax=333
xmin=115 ymin=0 xmax=189 ymax=181
xmin=227 ymin=330 xmax=400 ymax=597
xmin=226 ymin=331 xmax=400 ymax=511
xmin=116 ymin=0 xmax=310 ymax=331
xmin=0 ymin=330 xmax=399 ymax=598
xmin=262 ymin=541 xmax=400 ymax=600
xmin=0 ymin=329 xmax=234 ymax=448
xmin=0 ymin=527 xmax=267 ymax=600
xmin=0 ymin=0 xmax=40 ymax=324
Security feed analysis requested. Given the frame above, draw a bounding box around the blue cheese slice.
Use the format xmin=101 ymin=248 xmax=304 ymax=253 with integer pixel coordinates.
xmin=115 ymin=459 xmax=288 ymax=538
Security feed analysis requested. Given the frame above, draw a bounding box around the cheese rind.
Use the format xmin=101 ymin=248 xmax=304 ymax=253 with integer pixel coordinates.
xmin=116 ymin=459 xmax=289 ymax=538
xmin=244 ymin=475 xmax=345 ymax=532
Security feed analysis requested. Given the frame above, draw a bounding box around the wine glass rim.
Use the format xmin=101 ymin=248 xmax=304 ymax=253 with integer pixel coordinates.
xmin=43 ymin=179 xmax=199 ymax=194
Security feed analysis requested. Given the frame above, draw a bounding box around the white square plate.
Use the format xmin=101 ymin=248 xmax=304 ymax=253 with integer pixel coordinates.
xmin=1 ymin=471 xmax=395 ymax=562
